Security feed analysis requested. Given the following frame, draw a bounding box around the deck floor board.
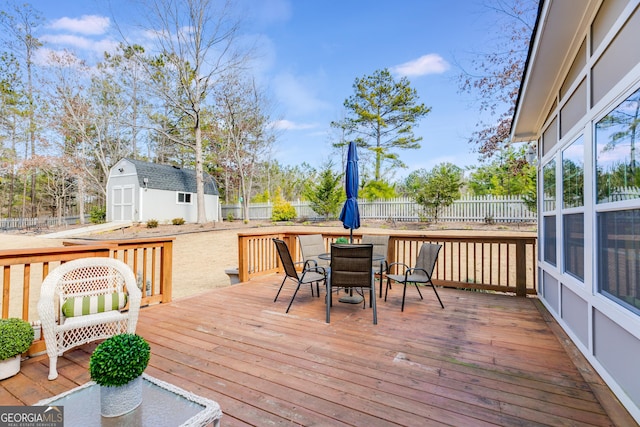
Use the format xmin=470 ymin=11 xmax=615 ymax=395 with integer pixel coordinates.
xmin=2 ymin=276 xmax=636 ymax=426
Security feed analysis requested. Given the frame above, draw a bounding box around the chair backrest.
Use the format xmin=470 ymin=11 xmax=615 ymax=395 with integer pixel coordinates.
xmin=52 ymin=258 xmax=136 ymax=301
xmin=416 ymin=243 xmax=442 ymax=277
xmin=330 ymin=244 xmax=373 ymax=289
xmin=273 ymin=239 xmax=299 ymax=279
xmin=298 ymin=234 xmax=327 ymax=266
xmin=361 ymin=235 xmax=389 ymax=262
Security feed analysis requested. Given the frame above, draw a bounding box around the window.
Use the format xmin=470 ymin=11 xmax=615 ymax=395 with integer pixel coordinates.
xmin=598 ymin=209 xmax=640 ymax=315
xmin=177 ymin=192 xmax=192 ymax=204
xmin=564 ymin=213 xmax=584 ymax=281
xmin=562 ymin=136 xmax=584 ymax=208
xmin=596 ymin=87 xmax=640 ymax=204
xmin=543 ymin=216 xmax=557 ymax=266
xmin=543 ymin=160 xmax=556 ymax=211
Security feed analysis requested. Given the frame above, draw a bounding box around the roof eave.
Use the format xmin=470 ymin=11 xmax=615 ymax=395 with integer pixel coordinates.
xmin=510 ymin=0 xmax=600 ymax=142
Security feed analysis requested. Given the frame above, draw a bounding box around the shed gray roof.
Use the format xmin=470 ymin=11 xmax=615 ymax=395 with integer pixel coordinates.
xmin=127 ymin=159 xmax=219 ymax=195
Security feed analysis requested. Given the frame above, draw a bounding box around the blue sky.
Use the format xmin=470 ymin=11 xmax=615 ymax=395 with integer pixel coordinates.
xmin=27 ymin=0 xmax=507 ymax=178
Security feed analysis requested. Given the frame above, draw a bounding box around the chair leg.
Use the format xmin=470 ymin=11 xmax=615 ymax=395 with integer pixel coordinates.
xmin=274 ymin=276 xmax=288 ymax=302
xmin=326 ymin=281 xmax=332 ymax=323
xmin=384 ymin=277 xmax=391 ymax=301
xmin=401 ymin=282 xmax=408 ymax=312
xmin=372 ymin=284 xmax=377 ymax=325
xmin=414 ymin=283 xmax=424 ymax=300
xmin=430 ymin=282 xmax=445 ymax=308
xmin=47 ymin=355 xmax=59 ymax=380
xmin=286 ymin=283 xmax=302 ymax=313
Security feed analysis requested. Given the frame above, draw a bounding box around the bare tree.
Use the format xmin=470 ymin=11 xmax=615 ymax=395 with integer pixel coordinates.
xmin=47 ymin=50 xmax=134 ymax=223
xmin=134 ymin=0 xmax=248 ymax=223
xmin=38 ymin=156 xmax=78 ymax=225
xmin=457 ymin=0 xmax=538 ymax=158
xmin=101 ymin=44 xmax=150 ymax=160
xmin=214 ymin=74 xmax=274 ymax=220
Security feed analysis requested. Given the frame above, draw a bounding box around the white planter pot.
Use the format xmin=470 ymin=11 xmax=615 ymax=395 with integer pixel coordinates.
xmin=100 ymin=376 xmax=143 ymax=417
xmin=0 ymin=355 xmax=21 ymax=380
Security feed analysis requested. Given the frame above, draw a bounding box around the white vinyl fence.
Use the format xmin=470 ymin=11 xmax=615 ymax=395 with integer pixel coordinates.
xmin=221 ymin=195 xmax=536 ymax=223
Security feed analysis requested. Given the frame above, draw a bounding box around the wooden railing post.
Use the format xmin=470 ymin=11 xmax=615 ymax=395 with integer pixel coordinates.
xmin=516 ymin=240 xmax=527 ymax=297
xmin=161 ymin=240 xmax=173 ymax=303
xmin=238 ymin=235 xmax=250 ymax=282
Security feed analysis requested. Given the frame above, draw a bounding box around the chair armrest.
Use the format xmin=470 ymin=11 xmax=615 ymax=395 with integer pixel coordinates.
xmin=380 ymin=260 xmax=389 ymax=273
xmin=387 ymin=262 xmax=409 ymax=275
xmin=302 ymin=259 xmax=318 ymax=270
xmin=305 ymin=265 xmax=326 ymax=276
xmin=406 ymin=267 xmax=431 ymax=281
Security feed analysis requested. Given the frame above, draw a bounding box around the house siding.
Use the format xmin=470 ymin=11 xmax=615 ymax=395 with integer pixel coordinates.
xmin=513 ymin=1 xmax=640 ymax=422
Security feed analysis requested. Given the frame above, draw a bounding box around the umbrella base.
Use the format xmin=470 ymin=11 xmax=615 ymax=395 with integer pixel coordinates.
xmin=338 ymin=294 xmax=364 ymax=304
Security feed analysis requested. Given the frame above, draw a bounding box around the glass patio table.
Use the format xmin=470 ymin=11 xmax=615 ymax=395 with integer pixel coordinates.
xmin=36 ymin=373 xmax=222 ymax=427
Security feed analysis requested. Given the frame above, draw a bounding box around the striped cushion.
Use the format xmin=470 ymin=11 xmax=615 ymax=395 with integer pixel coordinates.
xmin=61 ymin=292 xmax=128 ymax=317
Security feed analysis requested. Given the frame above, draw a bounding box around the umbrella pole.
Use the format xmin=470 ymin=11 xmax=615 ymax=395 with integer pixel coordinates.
xmin=349 ymin=228 xmax=353 ymax=244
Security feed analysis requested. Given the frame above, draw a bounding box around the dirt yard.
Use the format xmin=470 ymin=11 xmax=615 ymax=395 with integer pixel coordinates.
xmin=1 ymin=219 xmax=537 ymax=301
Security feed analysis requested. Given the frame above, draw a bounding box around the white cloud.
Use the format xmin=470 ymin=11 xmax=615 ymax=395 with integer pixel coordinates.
xmin=270 ymin=119 xmax=317 ymax=130
xmin=41 ymin=34 xmax=94 ymax=50
xmin=391 ymin=54 xmax=450 ymax=78
xmin=40 ymin=34 xmax=119 ymax=58
xmin=273 ymin=72 xmax=331 ymax=116
xmin=48 ymin=15 xmax=110 ymax=36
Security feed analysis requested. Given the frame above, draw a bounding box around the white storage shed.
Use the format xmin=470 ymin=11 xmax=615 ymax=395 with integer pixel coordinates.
xmin=106 ymin=158 xmax=219 ymax=223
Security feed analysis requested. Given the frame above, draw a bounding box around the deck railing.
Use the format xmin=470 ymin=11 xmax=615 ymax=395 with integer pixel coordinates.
xmin=0 ymin=237 xmax=174 ymax=355
xmin=238 ymin=230 xmax=537 ymax=296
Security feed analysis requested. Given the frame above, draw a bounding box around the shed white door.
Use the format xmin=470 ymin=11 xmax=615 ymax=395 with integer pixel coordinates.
xmin=112 ymin=185 xmax=134 ymax=221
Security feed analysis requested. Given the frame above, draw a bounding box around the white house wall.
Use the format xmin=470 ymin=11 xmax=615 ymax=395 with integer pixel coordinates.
xmin=139 ymin=189 xmax=219 ymax=223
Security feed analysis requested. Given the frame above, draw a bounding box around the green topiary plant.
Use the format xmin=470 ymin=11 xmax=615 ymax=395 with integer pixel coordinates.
xmin=0 ymin=318 xmax=34 ymax=361
xmin=89 ymin=334 xmax=150 ymax=387
xmin=335 ymin=237 xmax=349 ymax=244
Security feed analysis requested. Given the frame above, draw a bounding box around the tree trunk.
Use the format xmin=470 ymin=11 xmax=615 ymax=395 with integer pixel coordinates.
xmin=195 ymin=124 xmax=207 ymax=224
xmin=77 ymin=176 xmax=86 ymax=225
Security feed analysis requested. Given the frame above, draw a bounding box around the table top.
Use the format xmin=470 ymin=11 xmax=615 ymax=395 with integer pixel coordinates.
xmin=318 ymin=252 xmax=385 ymax=261
xmin=36 ymin=374 xmax=222 ymax=427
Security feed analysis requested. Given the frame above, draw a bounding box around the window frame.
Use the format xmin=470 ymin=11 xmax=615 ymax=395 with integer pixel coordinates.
xmin=177 ymin=192 xmax=193 ymax=205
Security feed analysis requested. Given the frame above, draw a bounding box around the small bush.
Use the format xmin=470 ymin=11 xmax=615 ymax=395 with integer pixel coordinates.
xmin=335 ymin=237 xmax=349 ymax=244
xmin=0 ymin=318 xmax=34 ymax=360
xmin=272 ymin=200 xmax=296 ymax=222
xmin=172 ymin=217 xmax=185 ymax=225
xmin=89 ymin=206 xmax=106 ymax=224
xmin=146 ymin=219 xmax=158 ymax=228
xmin=226 ymin=213 xmax=234 ymax=222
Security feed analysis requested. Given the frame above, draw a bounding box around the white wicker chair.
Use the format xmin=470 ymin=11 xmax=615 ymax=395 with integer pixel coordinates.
xmin=37 ymin=257 xmax=142 ymax=380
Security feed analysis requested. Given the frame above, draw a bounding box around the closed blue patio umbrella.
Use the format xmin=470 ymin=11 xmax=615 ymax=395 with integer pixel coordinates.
xmin=339 ymin=141 xmax=360 ymax=243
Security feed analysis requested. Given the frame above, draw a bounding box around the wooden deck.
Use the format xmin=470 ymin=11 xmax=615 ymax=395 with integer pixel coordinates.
xmin=1 ymin=274 xmax=636 ymax=426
